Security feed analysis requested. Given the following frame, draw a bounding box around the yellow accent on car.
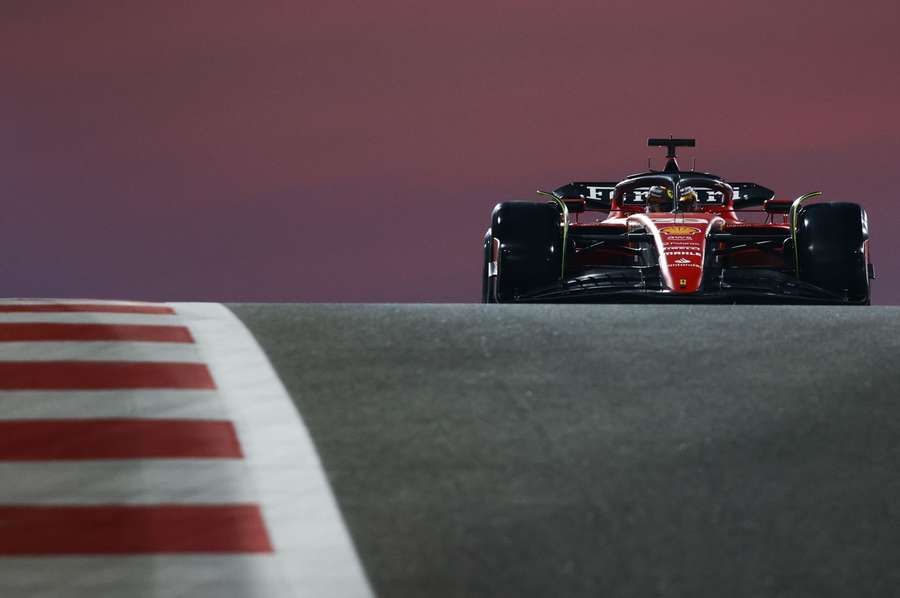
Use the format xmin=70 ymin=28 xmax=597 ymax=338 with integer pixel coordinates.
xmin=660 ymin=226 xmax=700 ymax=235
xmin=537 ymin=190 xmax=568 ymax=279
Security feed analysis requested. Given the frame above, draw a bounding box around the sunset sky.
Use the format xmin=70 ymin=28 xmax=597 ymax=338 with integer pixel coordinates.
xmin=3 ymin=1 xmax=899 ymax=302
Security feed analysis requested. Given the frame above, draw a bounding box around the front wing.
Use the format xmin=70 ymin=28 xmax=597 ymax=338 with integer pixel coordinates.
xmin=512 ymin=267 xmax=861 ymax=304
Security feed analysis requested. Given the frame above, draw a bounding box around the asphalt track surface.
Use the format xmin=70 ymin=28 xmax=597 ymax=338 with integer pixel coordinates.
xmin=231 ymin=304 xmax=900 ymax=598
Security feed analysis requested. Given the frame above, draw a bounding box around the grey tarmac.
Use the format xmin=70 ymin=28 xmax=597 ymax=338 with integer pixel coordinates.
xmin=230 ymin=304 xmax=900 ymax=598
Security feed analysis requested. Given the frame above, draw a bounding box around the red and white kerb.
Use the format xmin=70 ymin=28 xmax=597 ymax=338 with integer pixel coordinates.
xmin=0 ymin=300 xmax=371 ymax=597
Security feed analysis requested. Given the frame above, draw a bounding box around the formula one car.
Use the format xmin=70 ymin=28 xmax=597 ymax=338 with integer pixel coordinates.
xmin=482 ymin=138 xmax=873 ymax=304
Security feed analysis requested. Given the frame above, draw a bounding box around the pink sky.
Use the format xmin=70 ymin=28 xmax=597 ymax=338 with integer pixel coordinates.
xmin=2 ymin=1 xmax=899 ymax=302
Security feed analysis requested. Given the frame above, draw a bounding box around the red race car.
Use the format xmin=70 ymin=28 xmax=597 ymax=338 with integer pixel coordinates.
xmin=482 ymin=137 xmax=873 ymax=304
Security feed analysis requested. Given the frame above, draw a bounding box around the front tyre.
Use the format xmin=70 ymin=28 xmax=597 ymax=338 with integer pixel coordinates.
xmin=490 ymin=202 xmax=563 ymax=302
xmin=796 ymin=202 xmax=870 ymax=303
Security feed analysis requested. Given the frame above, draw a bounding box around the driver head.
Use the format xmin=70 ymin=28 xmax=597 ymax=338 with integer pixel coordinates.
xmin=647 ymin=185 xmax=672 ymax=212
xmin=679 ymin=186 xmax=699 ymax=210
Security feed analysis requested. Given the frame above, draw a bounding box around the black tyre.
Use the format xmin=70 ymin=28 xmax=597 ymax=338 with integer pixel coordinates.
xmin=489 ymin=202 xmax=563 ymax=302
xmin=796 ymin=202 xmax=870 ymax=303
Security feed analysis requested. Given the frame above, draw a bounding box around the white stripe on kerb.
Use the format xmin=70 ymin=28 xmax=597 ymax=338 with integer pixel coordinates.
xmin=175 ymin=302 xmax=373 ymax=598
xmin=0 ymin=460 xmax=254 ymax=504
xmin=0 ymin=341 xmax=201 ymax=362
xmin=0 ymin=556 xmax=285 ymax=598
xmin=0 ymin=390 xmax=227 ymax=420
xmin=0 ymin=313 xmax=182 ymax=325
xmin=0 ymin=298 xmax=165 ymax=306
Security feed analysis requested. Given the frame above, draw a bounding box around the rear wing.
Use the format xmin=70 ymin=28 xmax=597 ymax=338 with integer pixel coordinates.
xmin=730 ymin=183 xmax=775 ymax=208
xmin=552 ymin=181 xmax=774 ymax=209
xmin=552 ymin=182 xmax=617 ymax=208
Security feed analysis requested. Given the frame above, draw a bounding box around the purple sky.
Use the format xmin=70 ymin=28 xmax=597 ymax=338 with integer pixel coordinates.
xmin=2 ymin=1 xmax=899 ymax=302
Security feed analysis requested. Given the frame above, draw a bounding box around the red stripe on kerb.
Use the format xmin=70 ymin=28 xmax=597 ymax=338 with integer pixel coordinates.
xmin=0 ymin=323 xmax=193 ymax=343
xmin=0 ymin=505 xmax=272 ymax=554
xmin=0 ymin=304 xmax=174 ymax=315
xmin=0 ymin=419 xmax=242 ymax=459
xmin=0 ymin=362 xmax=215 ymax=390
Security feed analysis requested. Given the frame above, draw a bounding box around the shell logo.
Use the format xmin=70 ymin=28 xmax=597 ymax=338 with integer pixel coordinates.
xmin=660 ymin=226 xmax=701 ymax=235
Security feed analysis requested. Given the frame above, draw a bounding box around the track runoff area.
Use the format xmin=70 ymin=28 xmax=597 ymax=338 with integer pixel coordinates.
xmin=1 ymin=300 xmax=899 ymax=597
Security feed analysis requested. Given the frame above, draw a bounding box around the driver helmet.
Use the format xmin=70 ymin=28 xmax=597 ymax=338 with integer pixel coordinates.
xmin=647 ymin=185 xmax=672 ymax=212
xmin=679 ymin=186 xmax=699 ymax=210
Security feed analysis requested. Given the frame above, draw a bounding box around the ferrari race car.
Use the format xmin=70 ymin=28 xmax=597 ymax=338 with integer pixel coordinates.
xmin=482 ymin=138 xmax=873 ymax=304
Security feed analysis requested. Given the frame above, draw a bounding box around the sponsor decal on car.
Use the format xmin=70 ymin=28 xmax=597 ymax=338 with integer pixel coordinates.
xmin=660 ymin=226 xmax=701 ymax=235
xmin=585 ymin=187 xmax=613 ymax=200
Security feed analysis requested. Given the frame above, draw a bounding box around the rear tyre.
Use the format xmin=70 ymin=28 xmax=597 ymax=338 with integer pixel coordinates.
xmin=796 ymin=202 xmax=870 ymax=303
xmin=490 ymin=202 xmax=563 ymax=302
